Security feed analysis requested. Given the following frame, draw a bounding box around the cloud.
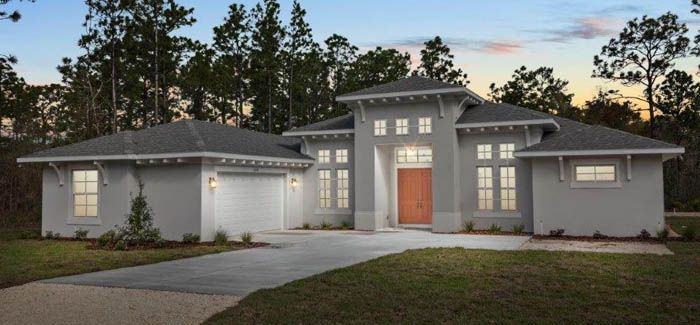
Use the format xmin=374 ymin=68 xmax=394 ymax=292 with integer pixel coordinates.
xmin=360 ymin=37 xmax=523 ymax=55
xmin=480 ymin=41 xmax=523 ymax=54
xmin=526 ymin=17 xmax=618 ymax=43
xmin=591 ymin=4 xmax=644 ymax=16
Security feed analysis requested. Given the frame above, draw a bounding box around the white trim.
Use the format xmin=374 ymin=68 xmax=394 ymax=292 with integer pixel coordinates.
xmin=558 ymin=156 xmax=565 ymax=182
xmin=18 ymin=151 xmax=315 ymax=164
xmin=626 ymin=155 xmax=632 ymax=181
xmin=93 ymin=161 xmax=108 ymax=186
xmin=456 ymin=119 xmax=560 ymax=130
xmin=283 ymin=129 xmax=355 ymax=137
xmin=336 ymin=87 xmax=483 ymax=102
xmin=473 ymin=211 xmax=522 ymax=219
xmin=48 ymin=162 xmax=64 ymax=186
xmin=437 ymin=94 xmax=445 ymax=118
xmin=358 ymin=101 xmax=366 ymax=122
xmin=569 ymin=158 xmax=622 ymax=189
xmin=514 ymin=147 xmax=685 ymax=158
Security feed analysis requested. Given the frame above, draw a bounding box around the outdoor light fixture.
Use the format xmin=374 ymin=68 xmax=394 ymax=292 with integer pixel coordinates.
xmin=290 ymin=177 xmax=298 ymax=191
xmin=208 ymin=177 xmax=217 ymax=189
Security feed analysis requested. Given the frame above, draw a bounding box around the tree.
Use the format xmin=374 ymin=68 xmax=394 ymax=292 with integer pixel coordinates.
xmin=282 ymin=0 xmax=315 ymax=130
xmin=412 ymin=36 xmax=469 ymax=85
xmin=581 ymin=90 xmax=642 ymax=132
xmin=249 ymin=0 xmax=285 ymax=133
xmin=213 ymin=3 xmax=250 ymax=126
xmin=592 ymin=12 xmax=690 ymax=137
xmin=489 ymin=66 xmax=575 ymax=117
xmin=347 ymin=47 xmax=410 ymax=92
xmin=324 ymin=34 xmax=357 ymax=116
xmin=180 ymin=44 xmax=216 ymax=121
xmin=692 ymin=0 xmax=700 ymax=66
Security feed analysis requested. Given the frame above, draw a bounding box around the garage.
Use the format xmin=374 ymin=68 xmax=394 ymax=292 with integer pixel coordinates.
xmin=215 ymin=172 xmax=285 ymax=235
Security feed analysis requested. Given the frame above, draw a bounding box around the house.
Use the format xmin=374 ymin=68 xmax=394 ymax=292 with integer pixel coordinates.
xmin=18 ymin=76 xmax=684 ymax=240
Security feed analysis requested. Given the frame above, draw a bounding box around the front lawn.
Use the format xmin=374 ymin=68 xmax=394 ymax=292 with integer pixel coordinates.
xmin=207 ymin=242 xmax=700 ymax=324
xmin=667 ymin=216 xmax=700 ymax=233
xmin=0 ymin=228 xmax=238 ymax=289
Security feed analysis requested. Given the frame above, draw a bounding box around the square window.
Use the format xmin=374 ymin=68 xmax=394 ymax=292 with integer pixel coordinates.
xmin=335 ymin=149 xmax=348 ymax=163
xmin=318 ymin=150 xmax=330 ymax=164
xmin=418 ymin=117 xmax=432 ymax=134
xmin=499 ymin=143 xmax=515 ymax=159
xmin=374 ymin=120 xmax=387 ymax=136
xmin=395 ymin=118 xmax=409 ymax=135
xmin=477 ymin=144 xmax=492 ymax=160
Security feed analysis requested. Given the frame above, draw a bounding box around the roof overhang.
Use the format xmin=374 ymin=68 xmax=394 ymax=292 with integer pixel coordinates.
xmin=514 ymin=147 xmax=685 ymax=158
xmin=336 ymin=87 xmax=484 ymax=104
xmin=17 ymin=151 xmax=315 ymax=167
xmin=282 ymin=129 xmax=354 ymax=137
xmin=455 ymin=118 xmax=560 ymax=131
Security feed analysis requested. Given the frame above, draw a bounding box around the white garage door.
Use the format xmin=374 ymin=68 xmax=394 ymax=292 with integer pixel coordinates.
xmin=215 ymin=173 xmax=284 ymax=235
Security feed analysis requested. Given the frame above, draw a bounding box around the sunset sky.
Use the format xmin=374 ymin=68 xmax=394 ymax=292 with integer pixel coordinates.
xmin=2 ymin=0 xmax=699 ymax=107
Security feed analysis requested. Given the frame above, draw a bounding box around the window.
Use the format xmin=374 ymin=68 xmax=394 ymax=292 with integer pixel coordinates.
xmin=318 ymin=150 xmax=330 ymax=163
xmin=335 ymin=149 xmax=348 ymax=163
xmin=477 ymin=167 xmax=493 ymax=210
xmin=396 ymin=147 xmax=432 ymax=163
xmin=477 ymin=144 xmax=492 ymax=160
xmin=337 ymin=169 xmax=349 ymax=208
xmin=318 ymin=170 xmax=331 ymax=208
xmin=395 ymin=118 xmax=409 ymax=135
xmin=418 ymin=117 xmax=432 ymax=134
xmin=575 ymin=165 xmax=616 ymax=182
xmin=500 ymin=166 xmax=516 ymax=210
xmin=374 ymin=119 xmax=387 ymax=136
xmin=73 ymin=170 xmax=98 ymax=217
xmin=499 ymin=143 xmax=515 ymax=159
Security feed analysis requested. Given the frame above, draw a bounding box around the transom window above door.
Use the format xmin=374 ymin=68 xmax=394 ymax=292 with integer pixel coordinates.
xmin=396 ymin=146 xmax=432 ymax=163
xmin=395 ymin=118 xmax=409 ymax=135
xmin=73 ymin=170 xmax=99 ymax=217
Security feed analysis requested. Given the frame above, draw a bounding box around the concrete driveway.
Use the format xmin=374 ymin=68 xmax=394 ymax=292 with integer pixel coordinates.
xmin=44 ymin=230 xmax=529 ymax=296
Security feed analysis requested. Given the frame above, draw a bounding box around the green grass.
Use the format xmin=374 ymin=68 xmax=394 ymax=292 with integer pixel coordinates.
xmin=667 ymin=216 xmax=700 ymax=233
xmin=0 ymin=228 xmax=238 ymax=289
xmin=207 ymin=242 xmax=700 ymax=324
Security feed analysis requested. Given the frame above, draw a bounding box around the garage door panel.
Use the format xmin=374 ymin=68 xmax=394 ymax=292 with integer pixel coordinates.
xmin=215 ymin=173 xmax=283 ymax=235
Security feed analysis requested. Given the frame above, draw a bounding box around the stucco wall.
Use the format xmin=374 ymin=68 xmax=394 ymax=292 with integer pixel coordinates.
xmin=458 ymin=131 xmax=534 ymax=232
xmin=531 ymin=154 xmax=665 ymax=236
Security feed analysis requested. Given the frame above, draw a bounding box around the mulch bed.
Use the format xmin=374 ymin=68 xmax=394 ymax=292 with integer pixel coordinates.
xmin=292 ymin=227 xmax=355 ymax=231
xmin=31 ymin=237 xmax=270 ymax=251
xmin=456 ymin=230 xmax=531 ymax=236
xmin=531 ymin=235 xmax=700 ymax=243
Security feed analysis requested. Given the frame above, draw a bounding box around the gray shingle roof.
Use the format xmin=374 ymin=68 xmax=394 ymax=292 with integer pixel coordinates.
xmin=338 ymin=76 xmax=463 ymax=98
xmin=285 ymin=114 xmax=354 ymax=133
xmin=456 ymin=102 xmax=552 ymax=124
xmin=22 ymin=120 xmax=311 ymax=160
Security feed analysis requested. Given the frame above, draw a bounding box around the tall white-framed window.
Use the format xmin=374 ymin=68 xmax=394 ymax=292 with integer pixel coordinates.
xmin=395 ymin=118 xmax=409 ymax=135
xmin=336 ymin=169 xmax=349 ymax=208
xmin=477 ymin=144 xmax=492 ymax=160
xmin=575 ymin=165 xmax=616 ymax=182
xmin=418 ymin=117 xmax=432 ymax=134
xmin=500 ymin=166 xmax=516 ymax=210
xmin=374 ymin=119 xmax=387 ymax=136
xmin=477 ymin=166 xmax=493 ymax=210
xmin=499 ymin=143 xmax=515 ymax=159
xmin=335 ymin=149 xmax=348 ymax=163
xmin=318 ymin=150 xmax=330 ymax=163
xmin=396 ymin=147 xmax=432 ymax=163
xmin=318 ymin=170 xmax=331 ymax=208
xmin=73 ymin=170 xmax=99 ymax=217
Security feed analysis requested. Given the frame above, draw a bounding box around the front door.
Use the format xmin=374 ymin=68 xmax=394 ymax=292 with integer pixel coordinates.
xmin=398 ymin=168 xmax=432 ymax=224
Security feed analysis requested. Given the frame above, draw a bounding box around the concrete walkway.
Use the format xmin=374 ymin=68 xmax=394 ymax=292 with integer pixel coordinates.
xmin=44 ymin=230 xmax=529 ymax=296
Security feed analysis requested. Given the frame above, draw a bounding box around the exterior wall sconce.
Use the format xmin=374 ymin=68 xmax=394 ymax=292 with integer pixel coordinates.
xmin=208 ymin=177 xmax=217 ymax=189
xmin=290 ymin=177 xmax=298 ymax=191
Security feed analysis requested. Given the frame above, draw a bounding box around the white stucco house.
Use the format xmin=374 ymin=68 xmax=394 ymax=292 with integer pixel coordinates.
xmin=18 ymin=76 xmax=685 ymax=240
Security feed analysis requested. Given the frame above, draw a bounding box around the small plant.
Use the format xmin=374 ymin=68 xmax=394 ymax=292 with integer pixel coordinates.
xmin=681 ymin=226 xmax=696 ymax=241
xmin=44 ymin=230 xmax=60 ymax=240
xmin=320 ymin=220 xmax=332 ymax=230
xmin=302 ymin=223 xmax=311 ymax=230
xmin=340 ymin=221 xmax=350 ymax=230
xmin=97 ymin=229 xmax=120 ymax=248
xmin=656 ymin=229 xmax=669 ymax=240
xmin=19 ymin=229 xmax=40 ymax=239
xmin=593 ymin=230 xmax=608 ymax=239
xmin=120 ymin=181 xmax=162 ymax=245
xmin=512 ymin=224 xmax=525 ymax=234
xmin=214 ymin=229 xmax=228 ymax=245
xmin=74 ymin=227 xmax=89 ymax=240
xmin=182 ymin=233 xmax=200 ymax=244
xmin=489 ymin=224 xmax=502 ymax=233
xmin=549 ymin=229 xmax=565 ymax=237
xmin=637 ymin=229 xmax=651 ymax=240
xmin=240 ymin=232 xmax=253 ymax=246
xmin=463 ymin=220 xmax=475 ymax=233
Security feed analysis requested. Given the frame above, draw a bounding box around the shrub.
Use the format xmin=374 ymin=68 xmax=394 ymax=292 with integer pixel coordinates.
xmin=119 ymin=181 xmax=162 ymax=246
xmin=302 ymin=223 xmax=311 ymax=230
xmin=74 ymin=227 xmax=89 ymax=240
xmin=512 ymin=224 xmax=525 ymax=234
xmin=97 ymin=229 xmax=120 ymax=248
xmin=214 ymin=229 xmax=228 ymax=245
xmin=489 ymin=224 xmax=502 ymax=233
xmin=463 ymin=221 xmax=475 ymax=233
xmin=549 ymin=229 xmax=565 ymax=237
xmin=637 ymin=229 xmax=651 ymax=240
xmin=682 ymin=226 xmax=696 ymax=241
xmin=656 ymin=229 xmax=669 ymax=240
xmin=44 ymin=231 xmax=60 ymax=240
xmin=340 ymin=221 xmax=350 ymax=230
xmin=182 ymin=233 xmax=200 ymax=244
xmin=240 ymin=232 xmax=253 ymax=246
xmin=320 ymin=220 xmax=332 ymax=230
xmin=19 ymin=229 xmax=40 ymax=239
xmin=593 ymin=230 xmax=608 ymax=239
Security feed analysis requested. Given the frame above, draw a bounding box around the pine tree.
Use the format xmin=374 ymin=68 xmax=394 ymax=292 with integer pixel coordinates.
xmin=324 ymin=34 xmax=357 ymax=117
xmin=413 ymin=36 xmax=469 ymax=85
xmin=282 ymin=0 xmax=315 ymax=130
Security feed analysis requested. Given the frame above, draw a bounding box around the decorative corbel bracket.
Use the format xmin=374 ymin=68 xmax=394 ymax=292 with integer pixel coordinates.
xmin=357 ymin=100 xmax=366 ymax=123
xmin=558 ymin=156 xmax=565 ymax=182
xmin=48 ymin=163 xmax=64 ymax=186
xmin=437 ymin=94 xmax=445 ymax=118
xmin=93 ymin=161 xmax=109 ymax=186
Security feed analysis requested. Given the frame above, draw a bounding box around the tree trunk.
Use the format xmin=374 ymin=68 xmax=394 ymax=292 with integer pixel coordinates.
xmin=267 ymin=76 xmax=272 ymax=133
xmin=153 ymin=8 xmax=159 ymax=126
xmin=288 ymin=63 xmax=293 ymax=130
xmin=111 ymin=39 xmax=118 ymax=133
xmin=646 ymin=81 xmax=655 ymax=138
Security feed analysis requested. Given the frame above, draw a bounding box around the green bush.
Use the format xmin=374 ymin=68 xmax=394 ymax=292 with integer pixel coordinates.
xmin=74 ymin=227 xmax=89 ymax=240
xmin=182 ymin=233 xmax=200 ymax=244
xmin=463 ymin=221 xmax=475 ymax=233
xmin=656 ymin=228 xmax=669 ymax=240
xmin=97 ymin=229 xmax=120 ymax=248
xmin=682 ymin=226 xmax=696 ymax=241
xmin=240 ymin=232 xmax=253 ymax=246
xmin=489 ymin=224 xmax=502 ymax=233
xmin=512 ymin=224 xmax=525 ymax=234
xmin=214 ymin=229 xmax=228 ymax=245
xmin=120 ymin=181 xmax=161 ymax=245
xmin=320 ymin=220 xmax=332 ymax=230
xmin=302 ymin=223 xmax=311 ymax=230
xmin=44 ymin=230 xmax=60 ymax=240
xmin=340 ymin=221 xmax=350 ymax=230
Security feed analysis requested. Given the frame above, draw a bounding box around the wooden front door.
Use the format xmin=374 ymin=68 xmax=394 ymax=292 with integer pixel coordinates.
xmin=398 ymin=168 xmax=432 ymax=224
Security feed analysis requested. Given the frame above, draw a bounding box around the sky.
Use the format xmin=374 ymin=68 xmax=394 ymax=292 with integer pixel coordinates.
xmin=2 ymin=0 xmax=699 ymax=106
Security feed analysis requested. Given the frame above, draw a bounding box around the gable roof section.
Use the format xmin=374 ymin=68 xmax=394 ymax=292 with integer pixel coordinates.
xmin=282 ymin=114 xmax=354 ymax=136
xmin=336 ymin=76 xmax=483 ymax=102
xmin=456 ymin=102 xmax=558 ymax=129
xmin=19 ymin=119 xmax=313 ymax=163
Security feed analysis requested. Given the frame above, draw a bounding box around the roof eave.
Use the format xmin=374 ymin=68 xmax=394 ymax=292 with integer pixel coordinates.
xmin=336 ymin=87 xmax=483 ymax=103
xmin=455 ymin=118 xmax=560 ymax=131
xmin=16 ymin=151 xmax=315 ymax=165
xmin=281 ymin=129 xmax=355 ymax=137
xmin=513 ymin=147 xmax=685 ymax=158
